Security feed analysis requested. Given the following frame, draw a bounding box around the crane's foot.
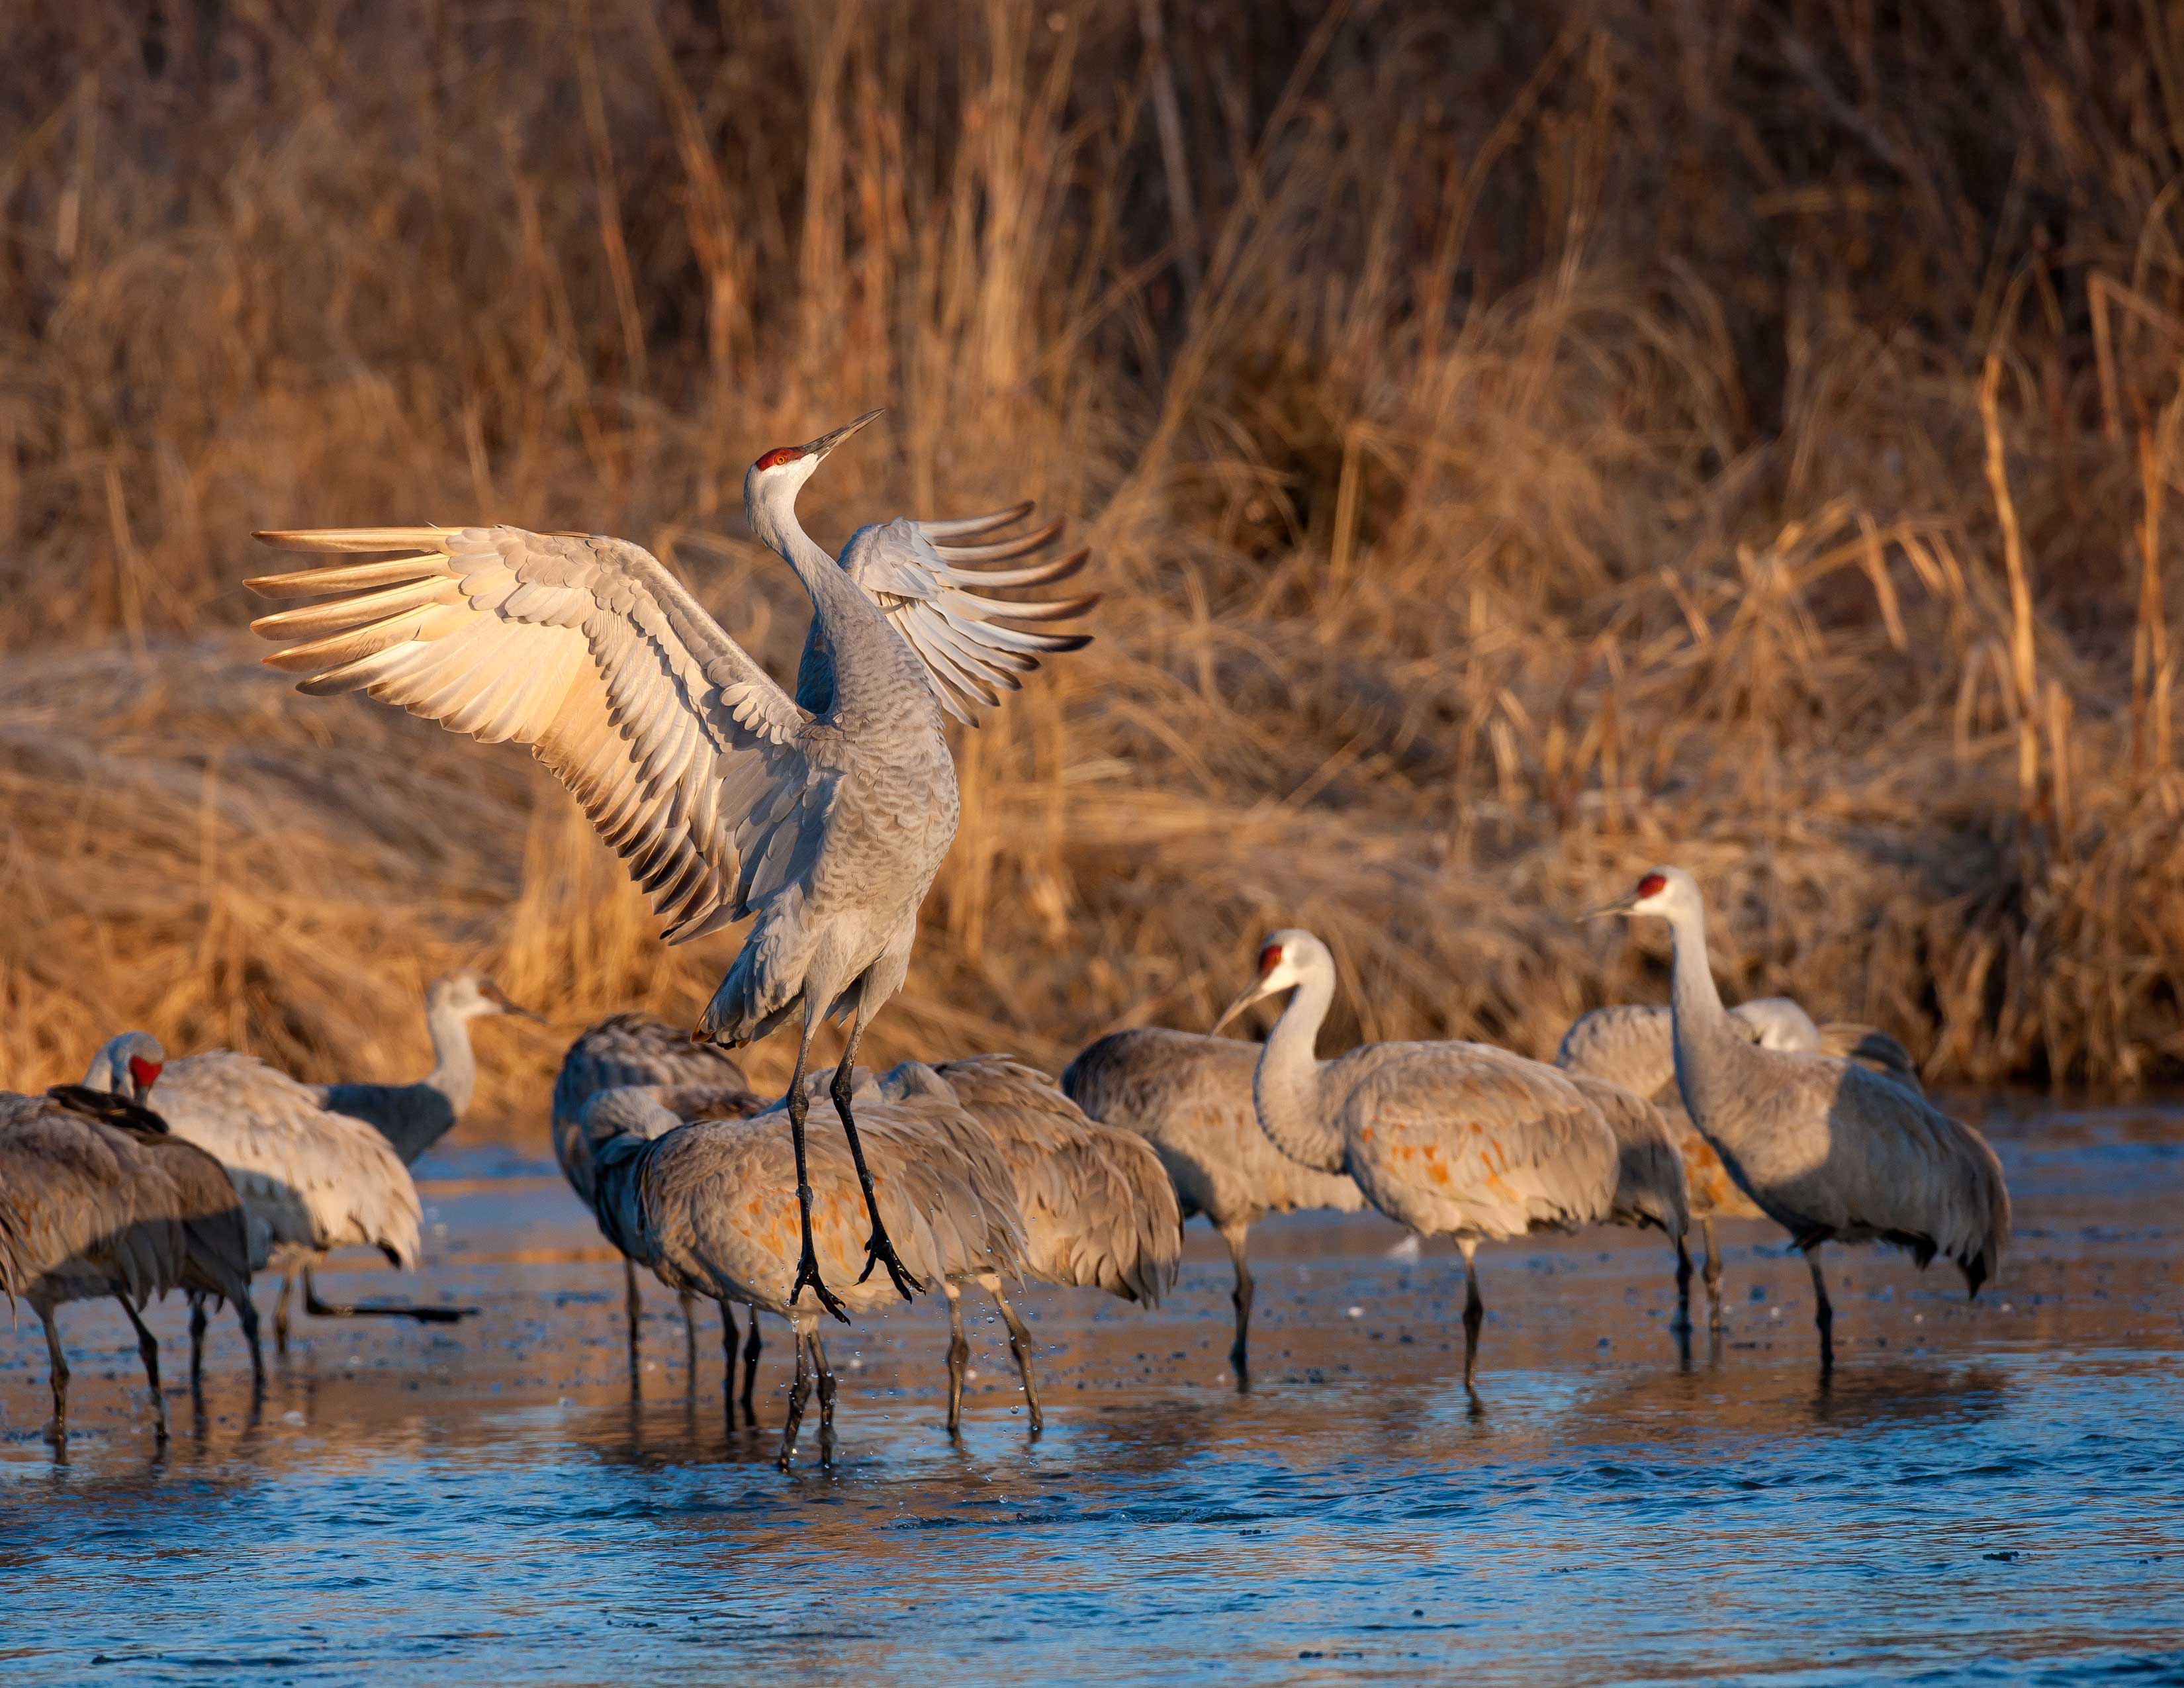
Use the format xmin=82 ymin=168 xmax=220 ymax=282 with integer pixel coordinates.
xmin=790 ymin=1245 xmax=849 ymax=1325
xmin=855 ymin=1224 xmax=922 ymax=1301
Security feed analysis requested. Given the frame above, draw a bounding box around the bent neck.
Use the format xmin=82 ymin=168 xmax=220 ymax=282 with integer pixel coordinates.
xmin=1251 ymin=969 xmax=1345 ymax=1174
xmin=752 ymin=492 xmax=903 ymax=718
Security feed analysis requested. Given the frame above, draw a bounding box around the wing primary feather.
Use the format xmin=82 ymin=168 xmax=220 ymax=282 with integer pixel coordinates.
xmin=915 ymin=502 xmax=1036 ymax=539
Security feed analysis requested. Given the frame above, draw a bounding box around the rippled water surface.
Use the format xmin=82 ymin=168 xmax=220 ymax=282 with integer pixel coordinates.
xmin=3 ymin=1097 xmax=2181 ymax=1685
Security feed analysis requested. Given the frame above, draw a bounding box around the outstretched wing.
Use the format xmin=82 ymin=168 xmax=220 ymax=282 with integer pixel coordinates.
xmin=796 ymin=504 xmax=1096 ymax=723
xmin=249 ymin=526 xmax=825 ymax=945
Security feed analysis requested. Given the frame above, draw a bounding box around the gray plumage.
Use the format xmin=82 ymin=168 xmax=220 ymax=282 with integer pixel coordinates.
xmin=314 ymin=971 xmax=528 ymax=1165
xmin=1216 ymin=930 xmax=1625 ymax=1394
xmin=82 ymin=1032 xmax=459 ymax=1351
xmin=1061 ymin=1025 xmax=1364 ymax=1387
xmin=1557 ymin=994 xmax=1923 ymax=1329
xmin=0 ymin=1083 xmax=261 ymax=1442
xmin=588 ymin=1081 xmax=1027 ymax=1468
xmin=249 ymin=411 xmax=1095 ymax=1315
xmin=1600 ymin=867 xmax=2012 ymax=1374
xmin=551 ymin=1013 xmax=758 ymax=1373
xmin=876 ymin=1055 xmax=1182 ymax=1435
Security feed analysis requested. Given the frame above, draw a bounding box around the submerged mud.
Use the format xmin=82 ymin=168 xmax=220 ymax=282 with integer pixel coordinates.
xmin=2 ymin=1096 xmax=2179 ymax=1685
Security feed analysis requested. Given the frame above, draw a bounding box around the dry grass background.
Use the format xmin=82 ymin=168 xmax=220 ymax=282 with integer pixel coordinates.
xmin=4 ymin=0 xmax=2183 ymax=1133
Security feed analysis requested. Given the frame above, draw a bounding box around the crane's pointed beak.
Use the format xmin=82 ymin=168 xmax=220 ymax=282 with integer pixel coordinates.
xmin=800 ymin=408 xmax=884 ymax=460
xmin=1212 ymin=976 xmax=1279 ymax=1035
xmin=1578 ymin=893 xmax=1639 ymax=922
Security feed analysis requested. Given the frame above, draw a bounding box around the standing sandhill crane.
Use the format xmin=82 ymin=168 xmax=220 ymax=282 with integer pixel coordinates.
xmin=249 ymin=409 xmax=1095 ymax=1317
xmin=315 ymin=971 xmax=533 ymax=1164
xmin=1061 ymin=1028 xmax=1364 ymax=1389
xmin=81 ymin=1033 xmax=460 ymax=1354
xmin=1557 ymin=998 xmax=1921 ymax=1329
xmin=1214 ymin=931 xmax=1623 ymax=1395
xmin=576 ymin=1079 xmax=771 ymax=1419
xmin=588 ymin=1084 xmax=1026 ymax=1468
xmin=874 ymin=1056 xmax=1181 ymax=1436
xmin=0 ymin=1083 xmax=260 ymax=1443
xmin=552 ymin=1013 xmax=755 ymax=1364
xmin=1590 ymin=868 xmax=2011 ymax=1374
xmin=1559 ymin=1072 xmax=1694 ymax=1325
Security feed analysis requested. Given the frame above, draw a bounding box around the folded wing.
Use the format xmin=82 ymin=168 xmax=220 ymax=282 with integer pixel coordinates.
xmin=249 ymin=525 xmax=823 ymax=945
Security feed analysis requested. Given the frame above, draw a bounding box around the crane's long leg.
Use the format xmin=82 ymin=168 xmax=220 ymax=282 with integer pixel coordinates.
xmin=778 ymin=1326 xmax=814 ymax=1470
xmin=40 ymin=1306 xmax=69 ymax=1444
xmin=1218 ymin=1219 xmax=1254 ymax=1392
xmin=832 ymin=1008 xmax=919 ymax=1301
xmin=302 ymin=1265 xmax=474 ymax=1325
xmin=623 ymin=1258 xmax=643 ymax=1372
xmin=980 ymin=1273 xmax=1044 ymax=1436
xmin=118 ymin=1297 xmax=170 ymax=1445
xmin=719 ymin=1299 xmax=740 ymax=1432
xmin=235 ymin=1293 xmax=265 ymax=1395
xmin=1459 ymin=1239 xmax=1484 ymax=1397
xmin=680 ymin=1292 xmax=699 ymax=1378
xmin=784 ymin=1007 xmax=849 ymax=1323
xmin=274 ymin=1274 xmax=292 ymax=1356
xmin=1702 ymin=1217 xmax=1725 ymax=1332
xmin=741 ymin=1308 xmax=762 ymax=1426
xmin=944 ymin=1283 xmax=968 ymax=1436
xmin=811 ymin=1332 xmax=838 ymax=1469
xmin=1804 ymin=1243 xmax=1835 ymax=1378
xmin=189 ymin=1295 xmax=209 ymax=1388
xmin=1672 ymin=1233 xmax=1694 ymax=1333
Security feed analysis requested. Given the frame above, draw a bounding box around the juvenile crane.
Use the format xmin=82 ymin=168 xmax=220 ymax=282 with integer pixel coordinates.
xmin=1062 ymin=1028 xmax=1364 ymax=1388
xmin=1590 ymin=867 xmax=2011 ymax=1374
xmin=1557 ymin=996 xmax=1921 ymax=1327
xmin=83 ymin=1033 xmax=460 ymax=1352
xmin=587 ymin=1082 xmax=1026 ymax=1468
xmin=552 ymin=1012 xmax=758 ymax=1363
xmin=1214 ymin=931 xmax=1623 ymax=1395
xmin=250 ymin=410 xmax=1095 ymax=1315
xmin=878 ymin=1056 xmax=1181 ymax=1435
xmin=316 ymin=971 xmax=532 ymax=1164
xmin=0 ymin=1081 xmax=260 ymax=1443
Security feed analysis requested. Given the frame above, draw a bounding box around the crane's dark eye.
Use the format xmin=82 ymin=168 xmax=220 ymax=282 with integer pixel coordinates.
xmin=1637 ymin=872 xmax=1668 ymax=898
xmin=754 ymin=447 xmax=801 ymax=471
xmin=1258 ymin=945 xmax=1283 ymax=975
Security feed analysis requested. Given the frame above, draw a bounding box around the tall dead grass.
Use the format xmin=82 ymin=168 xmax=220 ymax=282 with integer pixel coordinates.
xmin=4 ymin=1 xmax=2183 ymax=1127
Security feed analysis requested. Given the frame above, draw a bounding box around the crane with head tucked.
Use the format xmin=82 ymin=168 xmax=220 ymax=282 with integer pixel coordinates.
xmin=1557 ymin=995 xmax=1922 ymax=1329
xmin=0 ymin=1080 xmax=261 ymax=1443
xmin=551 ymin=1012 xmax=758 ymax=1367
xmin=1588 ymin=867 xmax=2011 ymax=1375
xmin=82 ymin=1032 xmax=459 ymax=1352
xmin=248 ymin=410 xmax=1094 ymax=1319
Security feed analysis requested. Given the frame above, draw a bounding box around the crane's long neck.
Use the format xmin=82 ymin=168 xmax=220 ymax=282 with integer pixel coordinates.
xmin=752 ymin=485 xmax=896 ymax=718
xmin=1664 ymin=902 xmax=1758 ymax=1144
xmin=423 ymin=997 xmax=479 ymax=1121
xmin=1251 ymin=969 xmax=1345 ymax=1175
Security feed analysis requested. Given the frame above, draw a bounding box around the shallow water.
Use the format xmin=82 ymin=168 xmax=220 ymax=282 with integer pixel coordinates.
xmin=3 ymin=1096 xmax=2181 ymax=1685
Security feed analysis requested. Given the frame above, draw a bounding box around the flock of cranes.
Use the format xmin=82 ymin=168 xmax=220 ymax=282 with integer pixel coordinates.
xmin=0 ymin=415 xmax=2014 ymax=1468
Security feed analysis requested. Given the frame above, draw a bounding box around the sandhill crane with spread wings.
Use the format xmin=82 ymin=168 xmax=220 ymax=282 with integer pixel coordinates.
xmin=1061 ymin=1027 xmax=1365 ymax=1389
xmin=82 ymin=1033 xmax=464 ymax=1352
xmin=1557 ymin=995 xmax=1921 ymax=1329
xmin=1590 ymin=868 xmax=2011 ymax=1375
xmin=551 ymin=1012 xmax=758 ymax=1366
xmin=0 ymin=1082 xmax=260 ymax=1444
xmin=249 ymin=410 xmax=1095 ymax=1317
xmin=876 ymin=1055 xmax=1181 ymax=1435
